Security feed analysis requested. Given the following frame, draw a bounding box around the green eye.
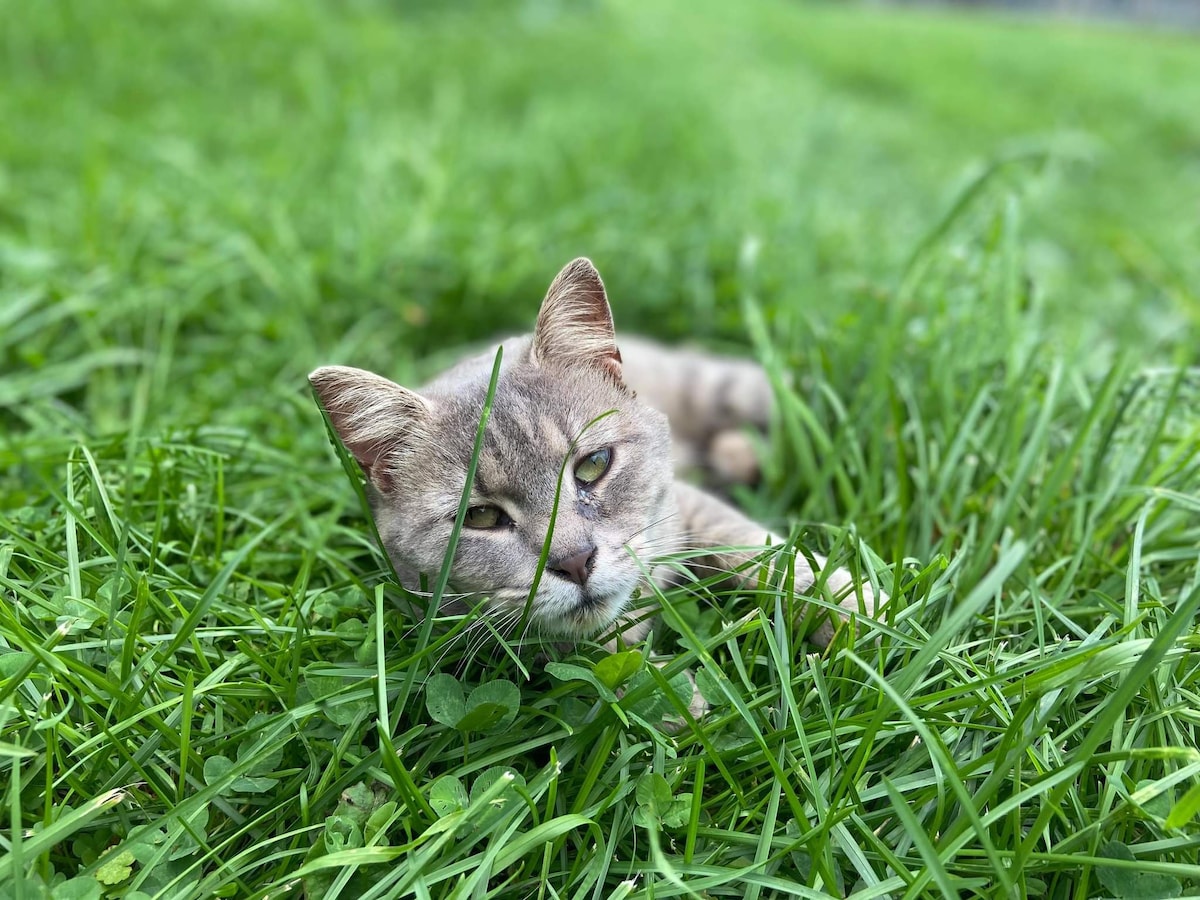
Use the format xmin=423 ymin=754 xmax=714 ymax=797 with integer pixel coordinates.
xmin=464 ymin=505 xmax=511 ymax=529
xmin=575 ymin=448 xmax=612 ymax=486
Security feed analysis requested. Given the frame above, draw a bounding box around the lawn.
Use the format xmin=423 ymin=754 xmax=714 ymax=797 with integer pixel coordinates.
xmin=1 ymin=0 xmax=1198 ymax=897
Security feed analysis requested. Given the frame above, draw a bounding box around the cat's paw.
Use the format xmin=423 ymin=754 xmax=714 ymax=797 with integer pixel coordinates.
xmin=707 ymin=428 xmax=762 ymax=487
xmin=659 ymin=665 xmax=708 ymax=733
xmin=805 ymin=571 xmax=884 ymax=650
xmin=612 ymin=659 xmax=707 ymax=732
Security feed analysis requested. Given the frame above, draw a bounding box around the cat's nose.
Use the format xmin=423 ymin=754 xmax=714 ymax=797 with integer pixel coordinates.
xmin=548 ymin=545 xmax=597 ymax=587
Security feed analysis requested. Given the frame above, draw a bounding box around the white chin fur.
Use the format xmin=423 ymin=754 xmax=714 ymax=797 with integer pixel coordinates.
xmin=531 ymin=573 xmax=636 ymax=638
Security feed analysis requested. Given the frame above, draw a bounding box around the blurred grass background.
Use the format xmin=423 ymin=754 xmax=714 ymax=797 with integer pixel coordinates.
xmin=2 ymin=0 xmax=1197 ymax=438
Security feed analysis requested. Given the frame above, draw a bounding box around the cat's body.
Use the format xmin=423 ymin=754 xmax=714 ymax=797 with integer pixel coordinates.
xmin=310 ymin=259 xmax=879 ymax=654
xmin=617 ymin=335 xmax=775 ymax=487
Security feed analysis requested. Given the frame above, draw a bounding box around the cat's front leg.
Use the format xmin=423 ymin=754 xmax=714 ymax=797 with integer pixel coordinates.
xmin=597 ymin=483 xmax=881 ymax=729
xmin=672 ymin=481 xmax=881 ymax=647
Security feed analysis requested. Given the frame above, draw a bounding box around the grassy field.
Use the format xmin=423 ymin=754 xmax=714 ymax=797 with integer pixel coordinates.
xmin=2 ymin=0 xmax=1199 ymax=897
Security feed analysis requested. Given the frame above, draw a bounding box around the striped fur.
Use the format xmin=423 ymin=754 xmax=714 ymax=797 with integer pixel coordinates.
xmin=310 ymin=258 xmax=880 ymax=653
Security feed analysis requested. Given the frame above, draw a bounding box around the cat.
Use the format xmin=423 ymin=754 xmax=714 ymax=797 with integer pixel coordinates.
xmin=309 ymin=258 xmax=881 ymax=664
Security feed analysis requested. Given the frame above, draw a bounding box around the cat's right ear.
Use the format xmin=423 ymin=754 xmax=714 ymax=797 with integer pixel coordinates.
xmin=531 ymin=257 xmax=623 ymax=381
xmin=309 ymin=366 xmax=430 ymax=491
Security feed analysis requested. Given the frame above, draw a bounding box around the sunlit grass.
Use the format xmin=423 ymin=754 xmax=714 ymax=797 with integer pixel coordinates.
xmin=2 ymin=0 xmax=1199 ymax=897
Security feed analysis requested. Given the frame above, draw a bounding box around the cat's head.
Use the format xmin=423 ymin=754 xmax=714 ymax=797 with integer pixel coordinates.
xmin=310 ymin=259 xmax=675 ymax=639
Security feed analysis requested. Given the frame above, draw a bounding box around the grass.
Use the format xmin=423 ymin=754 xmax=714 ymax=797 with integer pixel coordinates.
xmin=2 ymin=0 xmax=1199 ymax=896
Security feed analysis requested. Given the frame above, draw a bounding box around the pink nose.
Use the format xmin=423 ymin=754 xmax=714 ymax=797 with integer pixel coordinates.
xmin=548 ymin=546 xmax=597 ymax=586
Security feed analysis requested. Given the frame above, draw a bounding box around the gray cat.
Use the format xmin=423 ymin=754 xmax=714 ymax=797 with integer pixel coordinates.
xmin=310 ymin=258 xmax=881 ymax=658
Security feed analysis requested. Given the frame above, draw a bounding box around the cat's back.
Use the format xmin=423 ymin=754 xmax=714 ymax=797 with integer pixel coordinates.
xmin=616 ymin=335 xmax=772 ymax=442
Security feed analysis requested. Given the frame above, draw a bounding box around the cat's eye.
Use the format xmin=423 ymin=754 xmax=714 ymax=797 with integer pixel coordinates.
xmin=575 ymin=448 xmax=612 ymax=486
xmin=464 ymin=505 xmax=512 ymax=529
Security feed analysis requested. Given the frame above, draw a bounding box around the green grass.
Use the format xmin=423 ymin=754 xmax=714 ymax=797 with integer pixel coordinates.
xmin=2 ymin=0 xmax=1199 ymax=897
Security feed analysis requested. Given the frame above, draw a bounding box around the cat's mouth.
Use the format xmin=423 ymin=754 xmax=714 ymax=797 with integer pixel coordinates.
xmin=538 ymin=584 xmax=630 ymax=636
xmin=504 ymin=566 xmax=639 ymax=638
xmin=575 ymin=588 xmax=608 ymax=613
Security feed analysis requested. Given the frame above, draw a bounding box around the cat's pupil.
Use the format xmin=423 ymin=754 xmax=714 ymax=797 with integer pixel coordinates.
xmin=465 ymin=505 xmax=509 ymax=529
xmin=575 ymin=448 xmax=612 ymax=485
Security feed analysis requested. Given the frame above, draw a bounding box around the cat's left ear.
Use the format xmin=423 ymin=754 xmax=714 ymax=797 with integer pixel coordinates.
xmin=531 ymin=257 xmax=623 ymax=381
xmin=308 ymin=366 xmax=431 ymax=493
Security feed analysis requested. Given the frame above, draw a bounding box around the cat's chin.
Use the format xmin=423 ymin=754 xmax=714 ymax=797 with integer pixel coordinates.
xmin=533 ymin=583 xmax=633 ymax=639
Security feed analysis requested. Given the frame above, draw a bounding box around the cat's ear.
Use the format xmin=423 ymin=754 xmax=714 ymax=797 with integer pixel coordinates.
xmin=309 ymin=366 xmax=431 ymax=491
xmin=531 ymin=257 xmax=623 ymax=380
